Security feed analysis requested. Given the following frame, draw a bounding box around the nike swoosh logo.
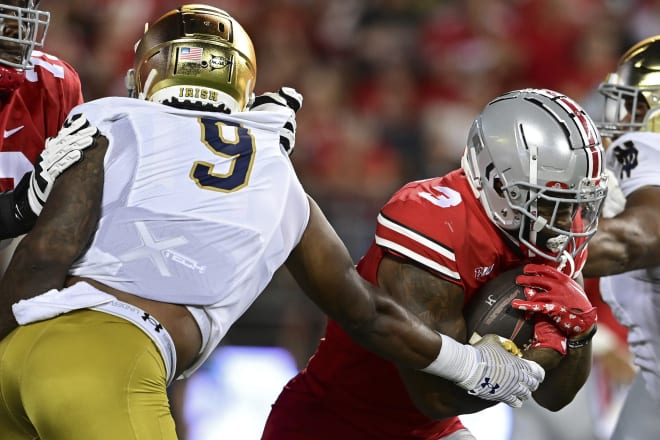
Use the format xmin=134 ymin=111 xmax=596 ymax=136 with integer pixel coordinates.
xmin=4 ymin=125 xmax=24 ymax=138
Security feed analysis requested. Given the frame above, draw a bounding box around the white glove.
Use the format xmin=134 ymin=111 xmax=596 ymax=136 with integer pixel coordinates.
xmin=28 ymin=113 xmax=99 ymax=215
xmin=250 ymin=87 xmax=302 ymax=156
xmin=421 ymin=334 xmax=545 ymax=408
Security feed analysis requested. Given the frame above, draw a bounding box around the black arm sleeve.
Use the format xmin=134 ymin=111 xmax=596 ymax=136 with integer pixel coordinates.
xmin=0 ymin=173 xmax=37 ymax=240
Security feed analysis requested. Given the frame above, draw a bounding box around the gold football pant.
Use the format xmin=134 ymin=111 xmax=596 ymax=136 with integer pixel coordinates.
xmin=0 ymin=309 xmax=178 ymax=439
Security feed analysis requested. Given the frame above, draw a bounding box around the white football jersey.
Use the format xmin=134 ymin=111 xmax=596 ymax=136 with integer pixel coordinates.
xmin=600 ymin=131 xmax=660 ymax=404
xmin=66 ymin=97 xmax=309 ymax=374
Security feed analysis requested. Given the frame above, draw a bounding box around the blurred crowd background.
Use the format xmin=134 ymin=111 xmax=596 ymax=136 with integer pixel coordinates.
xmin=45 ymin=0 xmax=658 ymax=264
xmin=42 ymin=0 xmax=658 ymax=438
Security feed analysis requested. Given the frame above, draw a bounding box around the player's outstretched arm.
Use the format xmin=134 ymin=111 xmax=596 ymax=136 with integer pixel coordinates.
xmin=285 ymin=197 xmax=545 ymax=407
xmin=0 ymin=133 xmax=108 ymax=341
xmin=377 ymin=255 xmax=498 ymax=417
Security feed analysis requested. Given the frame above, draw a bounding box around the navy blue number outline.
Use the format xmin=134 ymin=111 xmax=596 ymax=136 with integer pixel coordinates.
xmin=190 ymin=118 xmax=256 ymax=192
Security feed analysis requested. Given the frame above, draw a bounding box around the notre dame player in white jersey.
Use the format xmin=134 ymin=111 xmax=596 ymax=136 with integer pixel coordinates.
xmin=0 ymin=5 xmax=544 ymax=439
xmin=584 ymin=35 xmax=660 ymax=440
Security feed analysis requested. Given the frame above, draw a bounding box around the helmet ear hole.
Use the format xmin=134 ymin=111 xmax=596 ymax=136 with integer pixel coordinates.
xmin=493 ymin=178 xmax=505 ymax=198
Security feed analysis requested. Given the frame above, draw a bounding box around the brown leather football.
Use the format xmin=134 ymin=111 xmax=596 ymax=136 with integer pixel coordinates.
xmin=464 ymin=266 xmax=534 ymax=350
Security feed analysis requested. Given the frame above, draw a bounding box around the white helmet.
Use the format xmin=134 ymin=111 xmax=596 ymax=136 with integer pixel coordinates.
xmin=461 ymin=89 xmax=608 ymax=266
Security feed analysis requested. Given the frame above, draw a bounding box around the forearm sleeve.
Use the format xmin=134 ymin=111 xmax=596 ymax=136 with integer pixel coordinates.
xmin=0 ymin=173 xmax=37 ymax=240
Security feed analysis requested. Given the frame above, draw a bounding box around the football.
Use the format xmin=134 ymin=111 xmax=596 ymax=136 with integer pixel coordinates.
xmin=464 ymin=266 xmax=534 ymax=350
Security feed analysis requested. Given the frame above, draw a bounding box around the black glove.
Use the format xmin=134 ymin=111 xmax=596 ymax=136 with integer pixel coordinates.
xmin=250 ymin=87 xmax=303 ymax=156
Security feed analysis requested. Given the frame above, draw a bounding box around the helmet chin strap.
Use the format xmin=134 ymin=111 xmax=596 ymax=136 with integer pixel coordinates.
xmin=139 ymin=69 xmax=158 ymax=101
xmin=556 ymin=250 xmax=576 ymax=278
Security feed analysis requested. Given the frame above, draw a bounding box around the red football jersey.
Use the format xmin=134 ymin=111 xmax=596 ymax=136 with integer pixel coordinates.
xmin=264 ymin=169 xmax=589 ymax=439
xmin=264 ymin=170 xmax=518 ymax=439
xmin=0 ymin=50 xmax=83 ymax=192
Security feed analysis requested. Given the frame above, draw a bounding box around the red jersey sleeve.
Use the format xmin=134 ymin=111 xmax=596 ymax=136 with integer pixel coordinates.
xmin=30 ymin=51 xmax=84 ymax=133
xmin=369 ymin=170 xmax=528 ymax=298
xmin=0 ymin=51 xmax=84 ymax=191
xmin=56 ymin=59 xmax=84 ymax=117
xmin=376 ymin=190 xmax=462 ymax=283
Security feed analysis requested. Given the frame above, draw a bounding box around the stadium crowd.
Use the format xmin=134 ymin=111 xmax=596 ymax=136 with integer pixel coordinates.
xmin=45 ymin=0 xmax=654 ymax=223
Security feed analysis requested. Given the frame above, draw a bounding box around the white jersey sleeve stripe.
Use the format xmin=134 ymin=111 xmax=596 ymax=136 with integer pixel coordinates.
xmin=377 ymin=213 xmax=456 ymax=262
xmin=374 ymin=236 xmax=461 ymax=281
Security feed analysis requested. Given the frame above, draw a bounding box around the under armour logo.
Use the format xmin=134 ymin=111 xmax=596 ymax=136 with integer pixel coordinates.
xmin=480 ymin=377 xmax=500 ymax=394
xmin=613 ymin=142 xmax=638 ymax=179
xmin=141 ymin=312 xmax=164 ymax=333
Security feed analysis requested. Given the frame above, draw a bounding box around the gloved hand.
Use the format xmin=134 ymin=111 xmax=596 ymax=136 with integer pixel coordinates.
xmin=423 ymin=333 xmax=545 ymax=408
xmin=250 ymin=87 xmax=302 ymax=156
xmin=512 ymin=264 xmax=597 ymax=353
xmin=462 ymin=334 xmax=545 ymax=407
xmin=530 ymin=316 xmax=570 ymax=354
xmin=27 ymin=113 xmax=99 ymax=215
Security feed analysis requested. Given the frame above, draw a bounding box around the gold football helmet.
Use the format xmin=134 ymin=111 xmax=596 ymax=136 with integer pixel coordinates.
xmin=125 ymin=4 xmax=257 ymax=113
xmin=597 ymin=35 xmax=660 ymax=137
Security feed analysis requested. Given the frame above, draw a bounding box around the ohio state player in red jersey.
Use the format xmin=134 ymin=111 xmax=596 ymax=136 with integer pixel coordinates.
xmin=0 ymin=1 xmax=84 ymax=241
xmin=0 ymin=1 xmax=83 ymax=193
xmin=0 ymin=49 xmax=83 ymax=191
xmin=262 ymin=89 xmax=607 ymax=439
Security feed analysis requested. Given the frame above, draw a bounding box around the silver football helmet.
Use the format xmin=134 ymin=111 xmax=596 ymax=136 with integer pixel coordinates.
xmin=462 ymin=89 xmax=608 ymax=267
xmin=125 ymin=4 xmax=256 ymax=113
xmin=597 ymin=35 xmax=660 ymax=138
xmin=0 ymin=0 xmax=49 ymax=92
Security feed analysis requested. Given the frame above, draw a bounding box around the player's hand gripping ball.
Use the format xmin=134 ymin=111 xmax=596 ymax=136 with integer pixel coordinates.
xmin=464 ymin=266 xmax=565 ymax=368
xmin=512 ymin=263 xmax=597 ymax=355
xmin=464 ymin=266 xmax=534 ymax=350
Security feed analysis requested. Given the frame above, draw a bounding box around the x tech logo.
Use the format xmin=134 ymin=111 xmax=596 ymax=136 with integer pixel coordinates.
xmin=119 ymin=222 xmax=188 ymax=277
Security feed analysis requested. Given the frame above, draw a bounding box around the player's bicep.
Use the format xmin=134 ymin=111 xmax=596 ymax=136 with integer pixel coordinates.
xmin=618 ymin=186 xmax=660 ymax=263
xmin=586 ymin=185 xmax=660 ymax=275
xmin=378 ymin=258 xmax=528 ymax=416
xmin=377 ymin=255 xmax=493 ymax=416
xmin=377 ymin=254 xmax=466 ymax=340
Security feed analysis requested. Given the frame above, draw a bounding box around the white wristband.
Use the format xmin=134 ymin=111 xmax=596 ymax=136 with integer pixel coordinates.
xmin=419 ymin=333 xmax=477 ymax=383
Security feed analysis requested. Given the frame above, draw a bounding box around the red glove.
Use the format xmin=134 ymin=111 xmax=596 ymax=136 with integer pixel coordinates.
xmin=512 ymin=264 xmax=597 ymax=350
xmin=531 ymin=316 xmax=568 ymax=354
